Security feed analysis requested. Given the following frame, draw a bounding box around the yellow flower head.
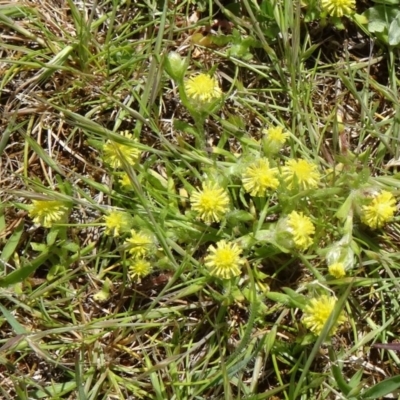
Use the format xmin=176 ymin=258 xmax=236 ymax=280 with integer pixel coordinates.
xmin=184 ymin=73 xmax=222 ymax=103
xmin=242 ymin=158 xmax=279 ymax=197
xmin=104 ymin=211 xmax=131 ymax=237
xmin=320 ymin=0 xmax=355 ymax=17
xmin=262 ymin=126 xmax=289 ymax=154
xmin=28 ymin=200 xmax=68 ymax=228
xmin=361 ymin=190 xmax=396 ymax=229
xmin=129 ymin=259 xmax=152 ymax=281
xmin=302 ymin=295 xmax=346 ymax=336
xmin=103 ymin=131 xmax=141 ymax=169
xmin=287 ymin=211 xmax=315 ymax=250
xmin=190 ymin=182 xmax=230 ymax=224
xmin=282 ymin=159 xmax=320 ymax=190
xmin=328 ymin=262 xmax=346 ymax=279
xmin=204 ymin=240 xmax=245 ymax=279
xmin=119 ymin=173 xmax=133 ymax=190
xmin=125 ymin=230 xmax=154 ymax=258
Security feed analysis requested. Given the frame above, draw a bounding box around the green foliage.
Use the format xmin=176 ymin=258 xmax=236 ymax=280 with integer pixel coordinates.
xmin=1 ymin=0 xmax=400 ymax=398
xmin=363 ymin=4 xmax=400 ymax=46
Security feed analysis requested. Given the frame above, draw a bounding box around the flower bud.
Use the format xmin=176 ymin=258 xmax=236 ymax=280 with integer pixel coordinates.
xmin=164 ymin=51 xmax=187 ymax=82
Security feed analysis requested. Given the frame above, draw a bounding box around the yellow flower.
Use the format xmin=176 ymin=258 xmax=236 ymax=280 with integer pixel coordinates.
xmin=129 ymin=259 xmax=152 ymax=280
xmin=119 ymin=173 xmax=133 ymax=189
xmin=320 ymin=0 xmax=355 ymax=17
xmin=103 ymin=131 xmax=141 ymax=169
xmin=287 ymin=211 xmax=315 ymax=250
xmin=302 ymin=295 xmax=346 ymax=336
xmin=125 ymin=230 xmax=154 ymax=258
xmin=190 ymin=182 xmax=230 ymax=224
xmin=262 ymin=126 xmax=289 ymax=149
xmin=104 ymin=211 xmax=131 ymax=237
xmin=242 ymin=158 xmax=279 ymax=196
xmin=361 ymin=190 xmax=396 ymax=229
xmin=204 ymin=240 xmax=245 ymax=279
xmin=184 ymin=74 xmax=222 ymax=103
xmin=282 ymin=159 xmax=320 ymax=190
xmin=28 ymin=200 xmax=68 ymax=228
xmin=328 ymin=262 xmax=346 ymax=279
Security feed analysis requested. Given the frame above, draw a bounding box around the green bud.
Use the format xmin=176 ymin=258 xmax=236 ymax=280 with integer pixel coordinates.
xmin=164 ymin=51 xmax=187 ymax=82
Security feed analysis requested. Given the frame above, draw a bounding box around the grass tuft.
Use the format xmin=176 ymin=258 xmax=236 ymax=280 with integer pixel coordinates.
xmin=1 ymin=0 xmax=400 ymax=398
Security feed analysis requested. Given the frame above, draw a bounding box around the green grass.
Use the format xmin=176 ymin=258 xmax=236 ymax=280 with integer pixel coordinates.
xmin=1 ymin=0 xmax=400 ymax=399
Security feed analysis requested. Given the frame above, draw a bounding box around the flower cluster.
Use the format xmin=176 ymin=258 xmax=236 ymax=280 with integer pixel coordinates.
xmin=204 ymin=240 xmax=245 ymax=279
xmin=125 ymin=229 xmax=154 ymax=258
xmin=184 ymin=74 xmax=222 ymax=104
xmin=190 ymin=182 xmax=230 ymax=224
xmin=320 ymin=0 xmax=355 ymax=17
xmin=242 ymin=158 xmax=279 ymax=197
xmin=118 ymin=173 xmax=133 ymax=190
xmin=361 ymin=190 xmax=397 ymax=229
xmin=104 ymin=211 xmax=131 ymax=237
xmin=129 ymin=259 xmax=152 ymax=281
xmin=102 ymin=131 xmax=141 ymax=169
xmin=28 ymin=200 xmax=69 ymax=228
xmin=328 ymin=262 xmax=346 ymax=279
xmin=302 ymin=295 xmax=346 ymax=336
xmin=287 ymin=211 xmax=315 ymax=250
xmin=282 ymin=159 xmax=320 ymax=190
xmin=262 ymin=126 xmax=289 ymax=154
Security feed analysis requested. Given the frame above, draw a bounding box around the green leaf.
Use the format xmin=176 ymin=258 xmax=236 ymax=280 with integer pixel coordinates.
xmin=373 ymin=0 xmax=400 ymax=4
xmin=266 ymin=291 xmax=291 ymax=305
xmin=353 ymin=13 xmax=368 ymax=25
xmin=173 ymin=119 xmax=199 ymax=136
xmin=46 ymin=228 xmax=59 ymax=246
xmin=47 ymin=264 xmax=66 ymax=281
xmin=365 ymin=6 xmax=399 ymax=34
xmin=30 ymin=381 xmax=77 ymax=398
xmin=21 ymin=134 xmax=66 ymax=176
xmin=226 ymin=210 xmax=254 ymax=223
xmin=328 ymin=347 xmax=353 ymax=395
xmin=388 ymin=12 xmax=400 ymax=45
xmin=360 ymin=375 xmax=400 ymax=399
xmin=31 ymin=242 xmax=48 ymax=252
xmin=0 ymin=221 xmax=24 ymax=263
xmin=0 ymin=250 xmax=49 ymax=287
xmin=0 ymin=305 xmax=28 ymax=334
xmin=93 ymin=278 xmax=113 ymax=302
xmin=335 ymin=192 xmax=354 ymax=221
xmin=61 ymin=241 xmax=80 ymax=253
xmin=282 ymin=287 xmax=307 ymax=308
xmin=254 ymin=229 xmax=275 ymax=242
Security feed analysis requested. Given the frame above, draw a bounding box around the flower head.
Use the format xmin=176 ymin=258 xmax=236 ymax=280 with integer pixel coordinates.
xmin=190 ymin=182 xmax=230 ymax=224
xmin=204 ymin=240 xmax=245 ymax=279
xmin=103 ymin=131 xmax=141 ymax=169
xmin=287 ymin=211 xmax=315 ymax=250
xmin=184 ymin=74 xmax=222 ymax=103
xmin=302 ymin=295 xmax=346 ymax=336
xmin=104 ymin=211 xmax=131 ymax=237
xmin=119 ymin=173 xmax=133 ymax=190
xmin=242 ymin=158 xmax=279 ymax=196
xmin=125 ymin=230 xmax=154 ymax=258
xmin=262 ymin=126 xmax=289 ymax=154
xmin=129 ymin=259 xmax=152 ymax=281
xmin=320 ymin=0 xmax=355 ymax=17
xmin=328 ymin=262 xmax=346 ymax=279
xmin=282 ymin=159 xmax=320 ymax=190
xmin=361 ymin=190 xmax=397 ymax=229
xmin=28 ymin=200 xmax=68 ymax=228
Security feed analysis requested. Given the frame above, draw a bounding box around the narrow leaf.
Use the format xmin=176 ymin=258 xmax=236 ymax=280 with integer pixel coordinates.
xmin=361 ymin=375 xmax=400 ymax=399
